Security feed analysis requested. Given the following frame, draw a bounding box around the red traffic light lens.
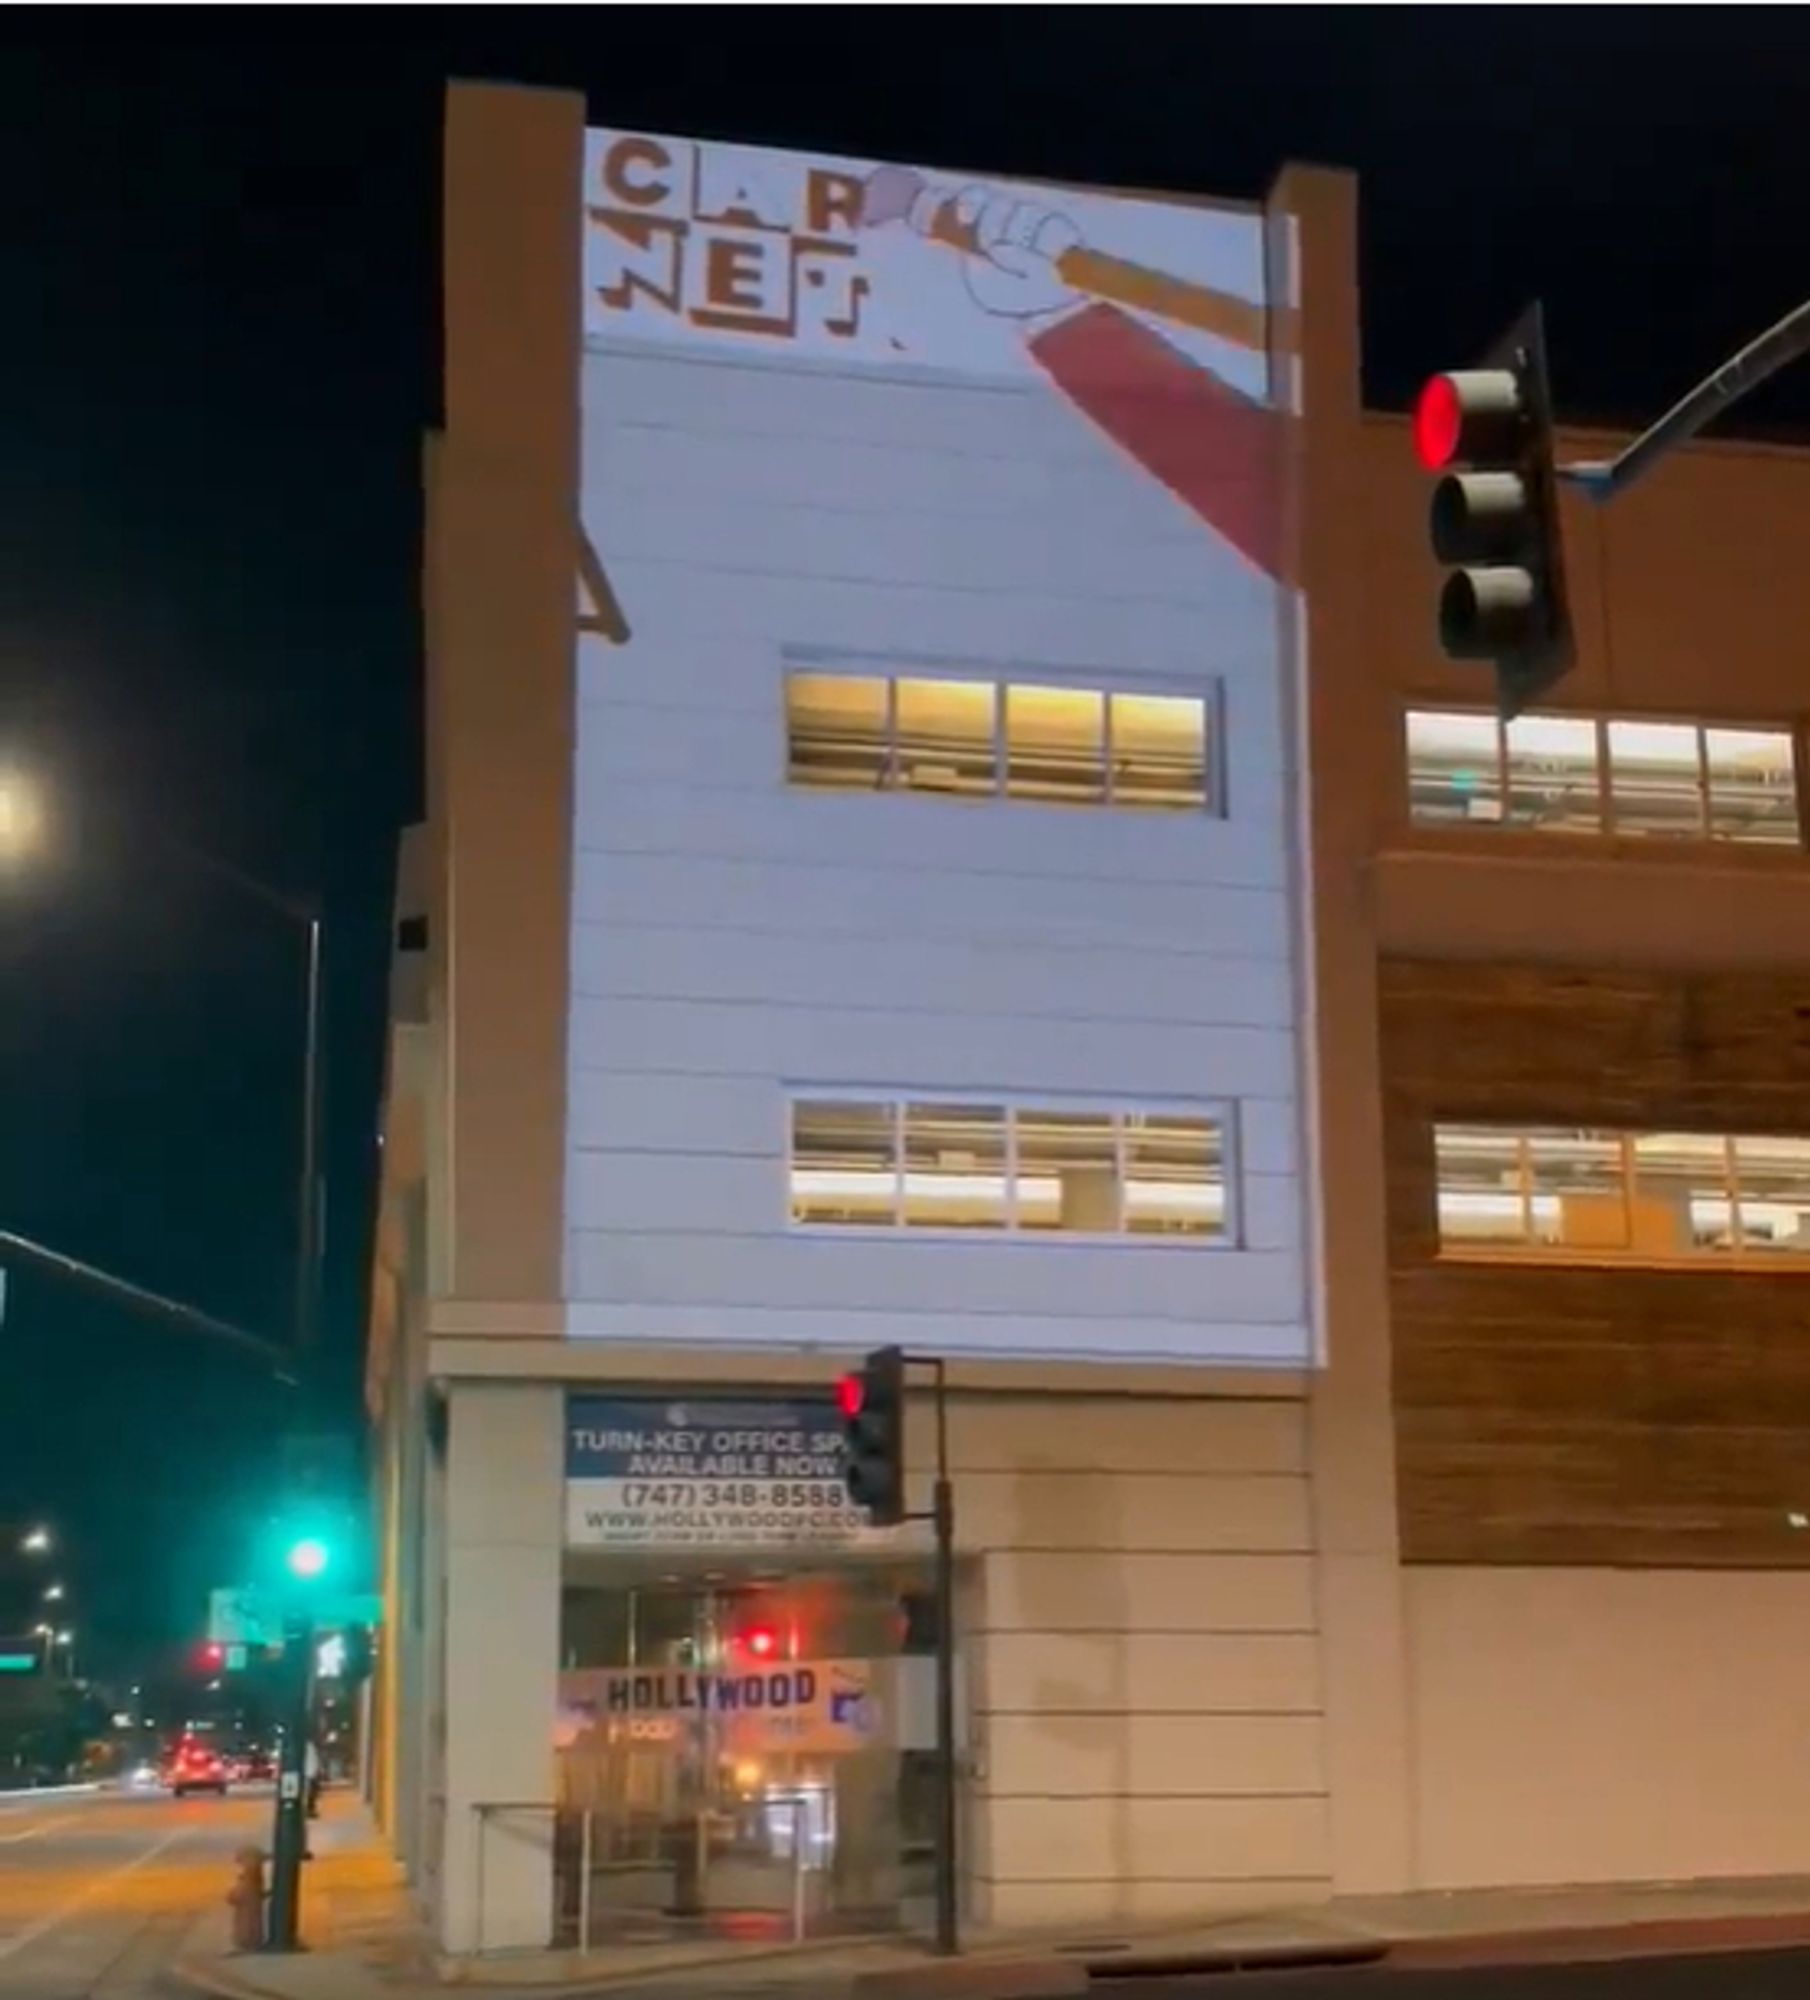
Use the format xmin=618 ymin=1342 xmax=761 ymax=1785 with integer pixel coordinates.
xmin=1413 ymin=374 xmax=1463 ymax=472
xmin=835 ymin=1373 xmax=865 ymax=1418
xmin=740 ymin=1623 xmax=779 ymax=1660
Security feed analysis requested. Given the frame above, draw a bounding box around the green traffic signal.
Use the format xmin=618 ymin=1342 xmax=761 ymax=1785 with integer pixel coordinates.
xmin=285 ymin=1536 xmax=331 ymax=1581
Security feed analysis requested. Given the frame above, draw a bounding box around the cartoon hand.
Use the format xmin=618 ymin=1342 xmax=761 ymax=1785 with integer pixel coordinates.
xmin=952 ymin=187 xmax=1084 ymax=320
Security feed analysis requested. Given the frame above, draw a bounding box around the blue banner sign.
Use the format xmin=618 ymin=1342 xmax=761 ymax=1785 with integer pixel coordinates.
xmin=565 ymin=1394 xmax=877 ymax=1549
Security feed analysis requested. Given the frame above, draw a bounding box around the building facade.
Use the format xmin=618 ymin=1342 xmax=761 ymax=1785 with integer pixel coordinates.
xmin=366 ymin=77 xmax=1810 ymax=1964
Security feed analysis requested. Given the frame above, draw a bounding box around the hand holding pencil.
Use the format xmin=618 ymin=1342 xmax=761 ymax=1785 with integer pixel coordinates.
xmin=860 ymin=164 xmax=1266 ymax=352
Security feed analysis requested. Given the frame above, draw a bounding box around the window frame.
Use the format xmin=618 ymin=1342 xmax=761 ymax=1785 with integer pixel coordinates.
xmin=783 ymin=659 xmax=1224 ymax=817
xmin=1402 ymin=702 xmax=1805 ymax=853
xmin=1431 ymin=1119 xmax=1810 ymax=1269
xmin=786 ymin=1087 xmax=1240 ymax=1247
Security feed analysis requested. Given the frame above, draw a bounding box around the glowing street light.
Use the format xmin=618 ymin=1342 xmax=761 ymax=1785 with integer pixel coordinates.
xmin=20 ymin=1527 xmax=51 ymax=1556
xmin=0 ymin=770 xmax=47 ymax=865
xmin=42 ymin=1583 xmax=64 ymax=1602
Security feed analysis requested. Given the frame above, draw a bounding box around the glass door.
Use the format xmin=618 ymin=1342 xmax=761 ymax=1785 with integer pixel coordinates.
xmin=557 ymin=1560 xmax=918 ymax=1948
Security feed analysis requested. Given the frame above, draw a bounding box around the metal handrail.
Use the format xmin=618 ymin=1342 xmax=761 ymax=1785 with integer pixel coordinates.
xmin=468 ymin=1796 xmax=821 ymax=1956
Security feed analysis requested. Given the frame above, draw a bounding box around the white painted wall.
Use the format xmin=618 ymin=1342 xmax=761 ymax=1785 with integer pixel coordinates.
xmin=570 ymin=336 xmax=1305 ymax=1365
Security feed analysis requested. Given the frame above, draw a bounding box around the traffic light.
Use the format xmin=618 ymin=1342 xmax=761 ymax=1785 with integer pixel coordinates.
xmin=1414 ymin=302 xmax=1573 ymax=718
xmin=836 ymin=1346 xmax=906 ymax=1526
xmin=285 ymin=1535 xmax=332 ymax=1582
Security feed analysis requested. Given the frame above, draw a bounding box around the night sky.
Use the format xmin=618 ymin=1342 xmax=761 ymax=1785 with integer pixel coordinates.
xmin=2 ymin=13 xmax=1807 ymax=1673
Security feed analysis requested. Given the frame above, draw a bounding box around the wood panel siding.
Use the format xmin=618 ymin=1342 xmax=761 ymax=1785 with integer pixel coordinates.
xmin=1382 ymin=959 xmax=1810 ymax=1566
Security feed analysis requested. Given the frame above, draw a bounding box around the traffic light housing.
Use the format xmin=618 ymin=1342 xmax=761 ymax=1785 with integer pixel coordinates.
xmin=1415 ymin=302 xmax=1573 ymax=718
xmin=263 ymin=1431 xmax=361 ymax=1602
xmin=836 ymin=1346 xmax=906 ymax=1526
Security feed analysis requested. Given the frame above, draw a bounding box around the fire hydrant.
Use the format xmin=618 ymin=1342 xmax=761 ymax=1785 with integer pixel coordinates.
xmin=228 ymin=1846 xmax=268 ymax=1952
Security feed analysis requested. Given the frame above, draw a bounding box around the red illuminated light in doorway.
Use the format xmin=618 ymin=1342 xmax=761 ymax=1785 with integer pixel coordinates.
xmin=739 ymin=1623 xmax=779 ymax=1661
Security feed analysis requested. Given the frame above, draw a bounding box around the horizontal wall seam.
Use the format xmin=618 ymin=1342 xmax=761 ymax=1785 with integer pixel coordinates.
xmin=976 ymin=1800 xmax=1328 ymax=1816
xmin=978 ymin=1707 xmax=1324 ymax=1719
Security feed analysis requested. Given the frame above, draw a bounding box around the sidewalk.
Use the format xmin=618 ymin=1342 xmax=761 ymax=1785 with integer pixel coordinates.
xmin=167 ymin=1806 xmax=1810 ymax=2000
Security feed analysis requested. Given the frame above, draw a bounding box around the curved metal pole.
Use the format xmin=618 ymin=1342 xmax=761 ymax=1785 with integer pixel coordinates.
xmin=1561 ymin=296 xmax=1810 ymax=501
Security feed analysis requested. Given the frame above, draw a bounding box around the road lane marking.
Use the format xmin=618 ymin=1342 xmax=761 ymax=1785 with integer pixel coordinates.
xmin=0 ymin=1814 xmax=76 ymax=1844
xmin=0 ymin=1823 xmax=184 ymax=1962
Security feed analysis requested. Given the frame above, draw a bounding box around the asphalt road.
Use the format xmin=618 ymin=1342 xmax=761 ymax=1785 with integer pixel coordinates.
xmin=1085 ymin=1945 xmax=1810 ymax=1997
xmin=0 ymin=1782 xmax=271 ymax=1996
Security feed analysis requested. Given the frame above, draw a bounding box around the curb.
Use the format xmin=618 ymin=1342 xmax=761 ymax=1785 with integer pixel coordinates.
xmin=1075 ymin=1940 xmax=1386 ymax=1981
xmin=853 ymin=1958 xmax=1087 ymax=2000
xmin=161 ymin=1958 xmax=286 ymax=2000
xmin=159 ymin=1908 xmax=1810 ymax=2000
xmin=1386 ymin=1911 xmax=1810 ymax=1970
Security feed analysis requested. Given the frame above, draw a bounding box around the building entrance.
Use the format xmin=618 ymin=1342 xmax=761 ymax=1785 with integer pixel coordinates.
xmin=555 ymin=1553 xmax=939 ymax=1948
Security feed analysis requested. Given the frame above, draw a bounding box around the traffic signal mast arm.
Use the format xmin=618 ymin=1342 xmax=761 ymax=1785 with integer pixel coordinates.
xmin=0 ymin=1227 xmax=297 ymax=1382
xmin=1559 ymin=294 xmax=1810 ymax=503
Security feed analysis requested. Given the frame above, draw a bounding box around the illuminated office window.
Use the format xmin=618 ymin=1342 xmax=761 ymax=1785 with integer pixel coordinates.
xmin=790 ymin=1097 xmax=1230 ymax=1240
xmin=788 ymin=671 xmax=1215 ymax=813
xmin=1504 ymin=714 xmax=1602 ymax=834
xmin=895 ymin=678 xmax=997 ymax=797
xmin=1607 ymin=720 xmax=1705 ymax=840
xmin=1005 ymin=684 xmax=1106 ymax=805
xmin=1705 ymin=728 xmax=1799 ymax=846
xmin=1731 ymin=1135 xmax=1810 ymax=1253
xmin=1015 ymin=1109 xmax=1119 ymax=1232
xmin=1121 ymin=1114 xmax=1223 ymax=1238
xmin=1433 ymin=1121 xmax=1810 ymax=1265
xmin=1110 ymin=692 xmax=1209 ymax=809
xmin=1433 ymin=1125 xmax=1529 ymax=1246
xmin=1405 ymin=709 xmax=1505 ymax=826
xmin=786 ymin=673 xmax=890 ymax=791
xmin=1406 ymin=707 xmax=1800 ymax=848
xmin=1527 ymin=1127 xmax=1627 ymax=1251
xmin=789 ymin=1101 xmax=899 ymax=1226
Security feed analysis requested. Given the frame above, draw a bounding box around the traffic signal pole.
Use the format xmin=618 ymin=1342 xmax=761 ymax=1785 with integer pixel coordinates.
xmin=263 ymin=1613 xmax=314 ymax=1951
xmin=927 ymin=1358 xmax=958 ymax=1960
xmin=835 ymin=1348 xmax=960 ymax=1956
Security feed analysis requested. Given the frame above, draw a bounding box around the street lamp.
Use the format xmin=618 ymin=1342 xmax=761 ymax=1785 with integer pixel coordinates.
xmin=42 ymin=1583 xmax=63 ymax=1602
xmin=20 ymin=1527 xmax=51 ymax=1556
xmin=0 ymin=770 xmax=46 ymax=865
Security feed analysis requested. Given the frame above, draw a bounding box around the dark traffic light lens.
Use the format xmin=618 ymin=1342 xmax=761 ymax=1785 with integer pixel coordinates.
xmin=1430 ymin=470 xmax=1530 ymax=565
xmin=1439 ymin=566 xmax=1537 ymax=658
